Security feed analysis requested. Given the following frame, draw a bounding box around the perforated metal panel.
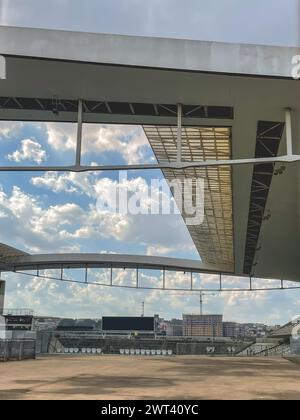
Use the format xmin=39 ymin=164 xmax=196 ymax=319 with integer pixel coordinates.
xmin=143 ymin=126 xmax=234 ymax=272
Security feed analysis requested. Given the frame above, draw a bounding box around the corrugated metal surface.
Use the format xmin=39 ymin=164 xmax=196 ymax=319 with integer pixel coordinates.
xmin=144 ymin=126 xmax=234 ymax=272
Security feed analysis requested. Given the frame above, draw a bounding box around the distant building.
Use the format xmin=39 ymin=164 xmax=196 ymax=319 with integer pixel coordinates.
xmin=223 ymin=322 xmax=238 ymax=338
xmin=241 ymin=323 xmax=268 ymax=338
xmin=165 ymin=319 xmax=183 ymax=336
xmin=183 ymin=314 xmax=223 ymax=337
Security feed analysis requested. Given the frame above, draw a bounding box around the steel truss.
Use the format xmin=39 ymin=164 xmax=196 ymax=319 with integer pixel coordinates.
xmin=0 ymin=104 xmax=298 ymax=172
xmin=8 ymin=266 xmax=300 ymax=293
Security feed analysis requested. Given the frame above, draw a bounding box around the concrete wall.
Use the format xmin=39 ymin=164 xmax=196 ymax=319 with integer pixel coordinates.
xmin=0 ymin=339 xmax=36 ymax=362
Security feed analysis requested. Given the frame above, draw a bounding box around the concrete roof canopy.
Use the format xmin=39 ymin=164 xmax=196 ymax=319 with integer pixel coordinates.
xmin=0 ymin=26 xmax=299 ymax=282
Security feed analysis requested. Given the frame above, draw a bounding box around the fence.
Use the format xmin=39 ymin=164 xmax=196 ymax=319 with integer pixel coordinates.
xmin=0 ymin=339 xmax=36 ymax=361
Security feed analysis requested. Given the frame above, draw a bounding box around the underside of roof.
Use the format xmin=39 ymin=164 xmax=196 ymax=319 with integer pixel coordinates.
xmin=0 ymin=26 xmax=299 ymax=281
xmin=0 ymin=243 xmax=28 ymax=262
xmin=143 ymin=126 xmax=234 ymax=272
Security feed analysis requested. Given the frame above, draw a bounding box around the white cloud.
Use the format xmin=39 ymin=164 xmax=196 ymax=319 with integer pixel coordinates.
xmin=1 ymin=121 xmax=152 ymax=166
xmin=0 ymin=121 xmax=24 ymax=140
xmin=82 ymin=124 xmax=150 ymax=165
xmin=31 ymin=171 xmax=97 ymax=195
xmin=7 ymin=139 xmax=47 ymax=164
xmin=0 ymin=186 xmax=81 ymax=253
xmin=1 ymin=174 xmax=196 ymax=258
xmin=45 ymin=122 xmax=151 ymax=164
xmin=30 ymin=172 xmax=195 ymax=255
xmin=45 ymin=123 xmax=76 ymax=152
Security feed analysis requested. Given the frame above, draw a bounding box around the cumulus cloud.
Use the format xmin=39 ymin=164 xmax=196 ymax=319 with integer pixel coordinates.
xmin=82 ymin=124 xmax=150 ymax=165
xmin=45 ymin=122 xmax=151 ymax=164
xmin=31 ymin=171 xmax=97 ymax=195
xmin=7 ymin=139 xmax=47 ymax=164
xmin=0 ymin=186 xmax=81 ymax=253
xmin=45 ymin=123 xmax=76 ymax=152
xmin=0 ymin=121 xmax=24 ymax=140
xmin=1 ymin=121 xmax=152 ymax=166
xmin=30 ymin=172 xmax=196 ymax=255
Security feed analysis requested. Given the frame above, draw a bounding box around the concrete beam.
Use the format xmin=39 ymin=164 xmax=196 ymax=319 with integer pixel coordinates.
xmin=0 ymin=26 xmax=299 ymax=78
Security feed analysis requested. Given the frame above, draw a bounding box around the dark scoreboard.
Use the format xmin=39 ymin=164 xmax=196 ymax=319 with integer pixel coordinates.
xmin=4 ymin=315 xmax=33 ymax=331
xmin=102 ymin=316 xmax=154 ymax=331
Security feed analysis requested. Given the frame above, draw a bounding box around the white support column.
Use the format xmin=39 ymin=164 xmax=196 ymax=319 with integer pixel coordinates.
xmin=285 ymin=108 xmax=293 ymax=157
xmin=76 ymin=99 xmax=83 ymax=166
xmin=176 ymin=103 xmax=182 ymax=163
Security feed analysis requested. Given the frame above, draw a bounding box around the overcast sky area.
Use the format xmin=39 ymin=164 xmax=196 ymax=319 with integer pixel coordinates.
xmin=0 ymin=0 xmax=299 ymax=46
xmin=1 ymin=1 xmax=300 ymax=324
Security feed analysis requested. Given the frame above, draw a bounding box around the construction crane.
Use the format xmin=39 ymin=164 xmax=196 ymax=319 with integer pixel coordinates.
xmin=199 ymin=291 xmax=217 ymax=315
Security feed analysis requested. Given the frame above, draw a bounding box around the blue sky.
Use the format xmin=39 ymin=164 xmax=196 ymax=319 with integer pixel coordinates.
xmin=0 ymin=1 xmax=300 ymax=323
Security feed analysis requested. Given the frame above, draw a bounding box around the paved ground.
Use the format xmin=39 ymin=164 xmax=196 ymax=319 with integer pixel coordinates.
xmin=0 ymin=355 xmax=300 ymax=400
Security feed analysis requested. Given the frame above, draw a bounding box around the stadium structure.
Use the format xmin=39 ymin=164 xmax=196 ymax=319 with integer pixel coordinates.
xmin=1 ymin=22 xmax=300 ymax=401
xmin=0 ymin=26 xmax=299 ymax=293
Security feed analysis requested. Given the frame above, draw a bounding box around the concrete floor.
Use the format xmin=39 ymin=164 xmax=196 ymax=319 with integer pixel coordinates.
xmin=0 ymin=355 xmax=300 ymax=400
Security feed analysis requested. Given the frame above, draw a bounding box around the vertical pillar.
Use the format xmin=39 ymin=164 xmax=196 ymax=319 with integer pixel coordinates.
xmin=76 ymin=99 xmax=83 ymax=166
xmin=0 ymin=279 xmax=5 ymax=341
xmin=285 ymin=108 xmax=293 ymax=157
xmin=176 ymin=103 xmax=182 ymax=163
xmin=0 ymin=279 xmax=5 ymax=315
